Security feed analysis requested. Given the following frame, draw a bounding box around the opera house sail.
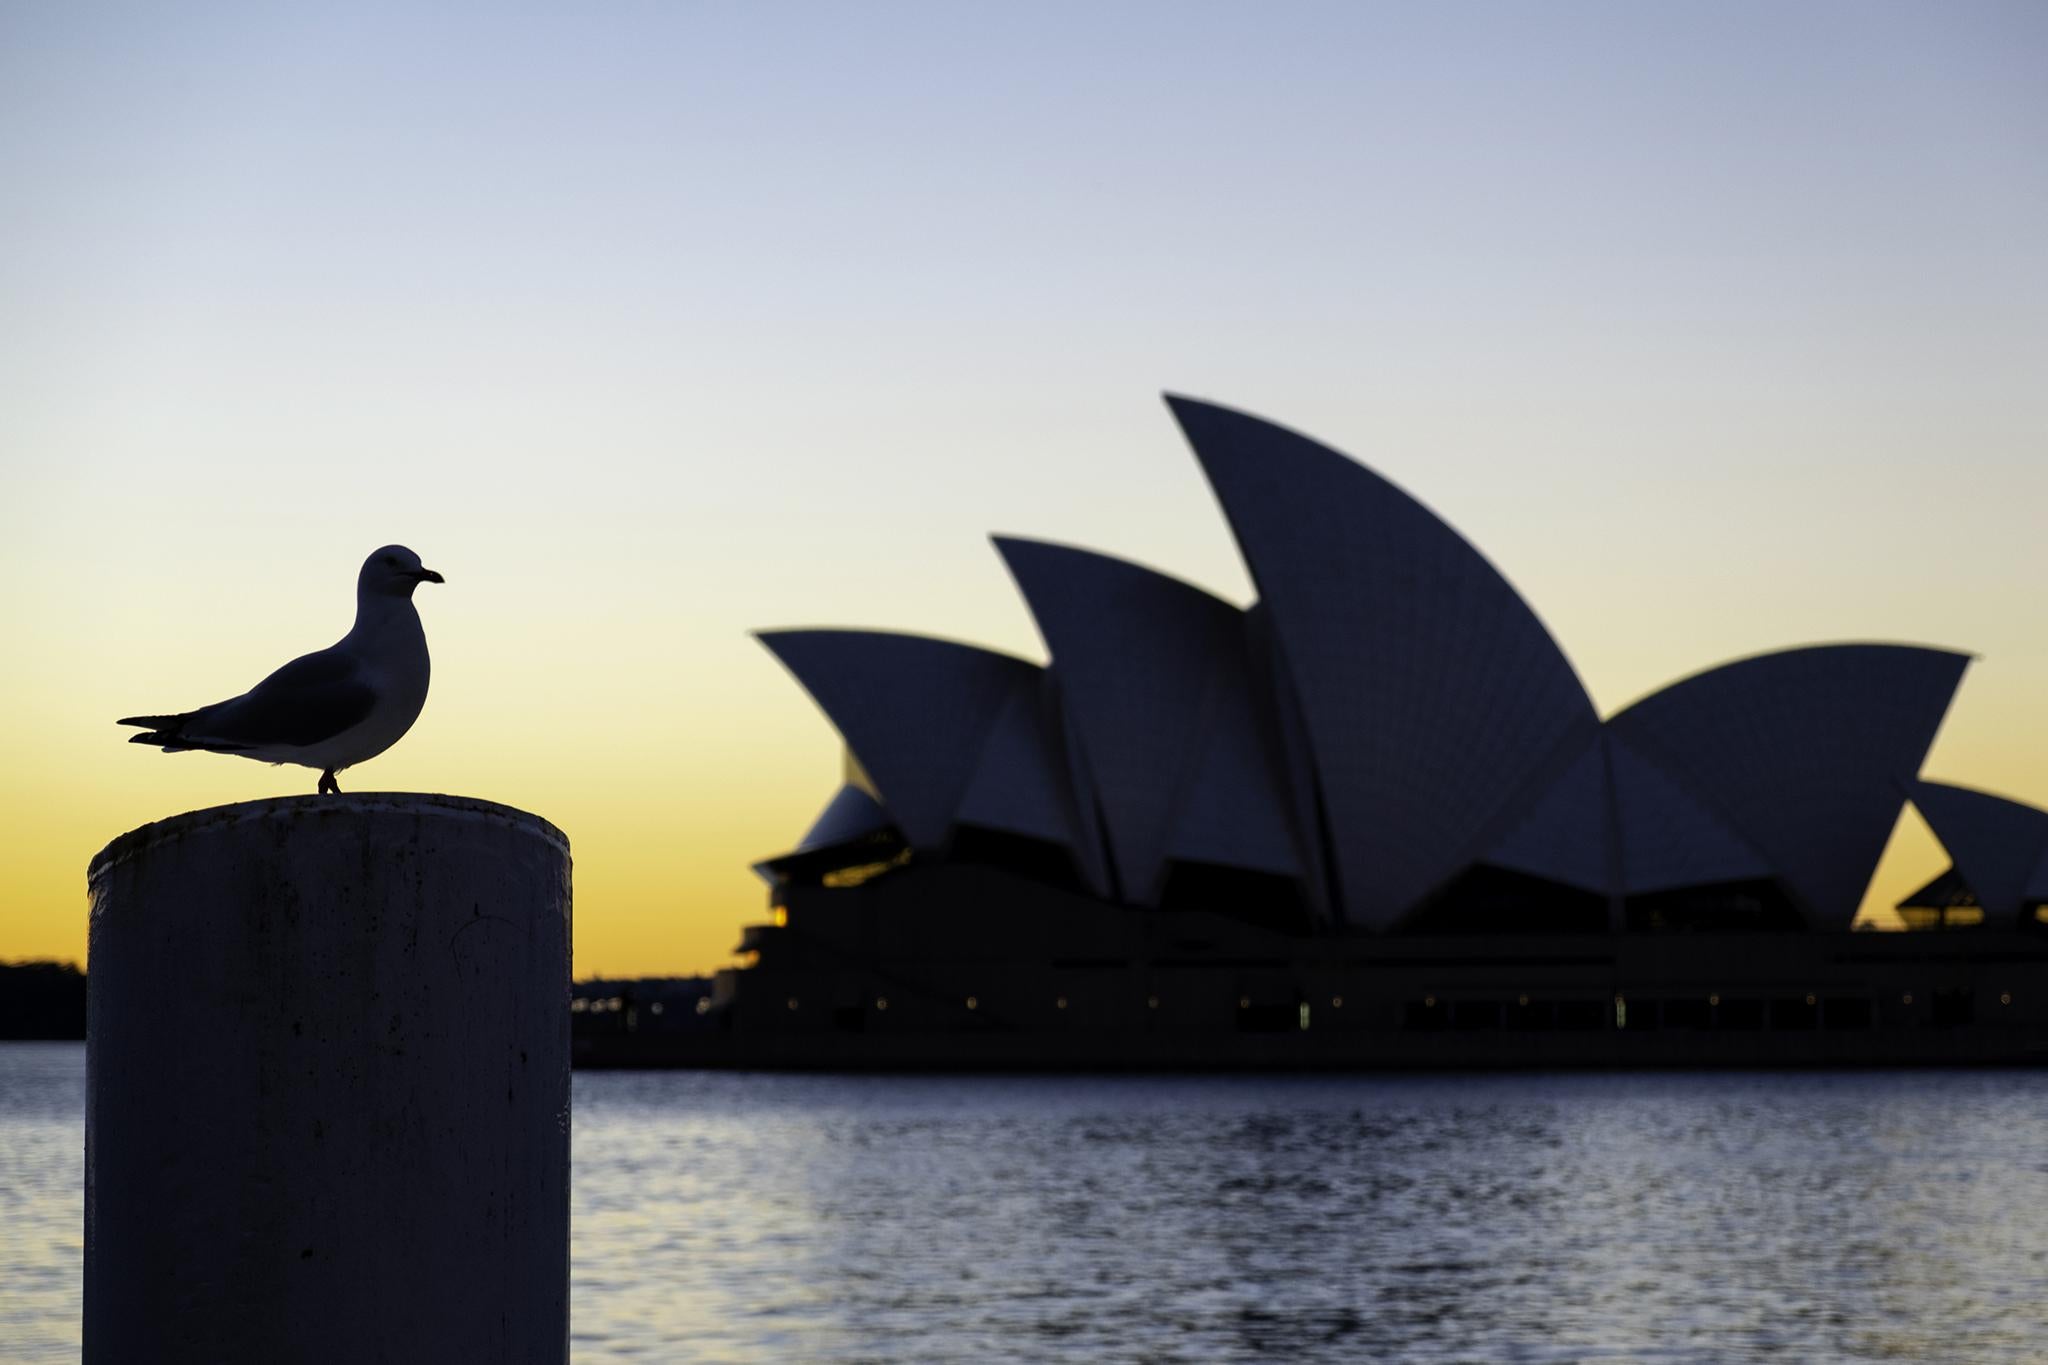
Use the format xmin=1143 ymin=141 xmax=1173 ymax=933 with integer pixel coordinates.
xmin=591 ymin=398 xmax=2048 ymax=1069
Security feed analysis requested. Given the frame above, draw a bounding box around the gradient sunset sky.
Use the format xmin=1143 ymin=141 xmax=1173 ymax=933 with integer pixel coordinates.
xmin=3 ymin=3 xmax=2043 ymax=976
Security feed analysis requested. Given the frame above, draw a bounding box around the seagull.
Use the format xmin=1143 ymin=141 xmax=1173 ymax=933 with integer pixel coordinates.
xmin=119 ymin=545 xmax=444 ymax=795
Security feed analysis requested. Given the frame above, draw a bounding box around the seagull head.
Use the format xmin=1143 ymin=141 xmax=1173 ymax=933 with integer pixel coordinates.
xmin=359 ymin=544 xmax=446 ymax=599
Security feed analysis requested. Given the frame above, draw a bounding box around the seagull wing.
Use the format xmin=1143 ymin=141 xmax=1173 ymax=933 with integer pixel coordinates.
xmin=177 ymin=647 xmax=379 ymax=751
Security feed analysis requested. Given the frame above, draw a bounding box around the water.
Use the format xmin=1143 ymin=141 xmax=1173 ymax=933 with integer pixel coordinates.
xmin=0 ymin=1046 xmax=83 ymax=1365
xmin=6 ymin=1045 xmax=2048 ymax=1362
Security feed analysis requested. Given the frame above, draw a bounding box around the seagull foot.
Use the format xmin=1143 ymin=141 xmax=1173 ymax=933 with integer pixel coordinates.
xmin=318 ymin=770 xmax=340 ymax=796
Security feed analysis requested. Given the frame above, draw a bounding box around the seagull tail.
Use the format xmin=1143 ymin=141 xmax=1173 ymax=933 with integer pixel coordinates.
xmin=119 ymin=710 xmax=255 ymax=756
xmin=117 ymin=712 xmax=199 ymax=753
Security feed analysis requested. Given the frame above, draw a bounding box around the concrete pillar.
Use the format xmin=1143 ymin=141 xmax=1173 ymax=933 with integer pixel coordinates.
xmin=84 ymin=794 xmax=571 ymax=1365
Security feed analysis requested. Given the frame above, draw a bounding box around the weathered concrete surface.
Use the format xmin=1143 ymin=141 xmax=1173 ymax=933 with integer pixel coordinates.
xmin=85 ymin=794 xmax=571 ymax=1365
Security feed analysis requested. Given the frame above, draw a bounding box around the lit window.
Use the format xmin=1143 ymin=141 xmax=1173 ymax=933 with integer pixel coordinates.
xmin=822 ymin=848 xmax=912 ymax=888
xmin=772 ymin=907 xmax=789 ymax=928
xmin=965 ymin=996 xmax=978 ymax=1010
xmin=1615 ymin=997 xmax=1627 ymax=1029
xmin=1297 ymin=1003 xmax=1310 ymax=1031
xmin=875 ymin=997 xmax=888 ymax=1011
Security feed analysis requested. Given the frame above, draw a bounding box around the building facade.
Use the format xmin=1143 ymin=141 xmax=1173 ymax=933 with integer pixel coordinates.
xmin=596 ymin=398 xmax=2048 ymax=1069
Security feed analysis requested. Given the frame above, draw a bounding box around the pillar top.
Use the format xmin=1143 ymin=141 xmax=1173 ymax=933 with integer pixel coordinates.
xmin=89 ymin=793 xmax=569 ymax=886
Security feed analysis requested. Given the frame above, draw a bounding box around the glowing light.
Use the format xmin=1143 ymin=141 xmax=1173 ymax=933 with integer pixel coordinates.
xmin=821 ymin=848 xmax=912 ymax=888
xmin=785 ymin=997 xmax=799 ymax=1011
xmin=2001 ymin=992 xmax=2013 ymax=1005
xmin=1146 ymin=995 xmax=1159 ymax=1009
xmin=772 ymin=907 xmax=789 ymax=927
xmin=1709 ymin=994 xmax=1719 ymax=1006
xmin=1517 ymin=994 xmax=1529 ymax=1007
xmin=965 ymin=996 xmax=978 ymax=1010
xmin=1297 ymin=1003 xmax=1310 ymax=1030
xmin=875 ymin=997 xmax=888 ymax=1011
xmin=1238 ymin=996 xmax=1249 ymax=1008
xmin=1055 ymin=997 xmax=1067 ymax=1010
xmin=1903 ymin=993 xmax=1914 ymax=1005
xmin=695 ymin=996 xmax=711 ymax=1015
xmin=1330 ymin=996 xmax=1343 ymax=1008
xmin=649 ymin=1001 xmax=664 ymax=1015
xmin=1615 ymin=997 xmax=1627 ymax=1029
xmin=1805 ymin=994 xmax=1816 ymax=1006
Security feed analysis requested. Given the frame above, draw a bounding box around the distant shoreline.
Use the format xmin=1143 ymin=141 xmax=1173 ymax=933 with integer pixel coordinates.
xmin=0 ymin=961 xmax=85 ymax=1040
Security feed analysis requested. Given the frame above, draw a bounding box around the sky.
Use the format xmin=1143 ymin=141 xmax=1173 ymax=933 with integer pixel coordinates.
xmin=2 ymin=2 xmax=2043 ymax=976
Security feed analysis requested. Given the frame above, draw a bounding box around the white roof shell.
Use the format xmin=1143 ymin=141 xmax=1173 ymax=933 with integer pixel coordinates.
xmin=953 ymin=675 xmax=1110 ymax=895
xmin=1608 ymin=735 xmax=1776 ymax=896
xmin=997 ymin=537 xmax=1301 ymax=904
xmin=757 ymin=629 xmax=1040 ymax=851
xmin=1480 ymin=733 xmax=1776 ymax=901
xmin=795 ymin=783 xmax=893 ymax=854
xmin=1168 ymin=395 xmax=1600 ymax=928
xmin=1910 ymin=780 xmax=2048 ymax=925
xmin=1607 ymin=645 xmax=1968 ymax=927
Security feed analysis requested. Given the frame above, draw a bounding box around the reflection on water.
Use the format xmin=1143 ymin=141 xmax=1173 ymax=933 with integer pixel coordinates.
xmin=572 ymin=1070 xmax=2048 ymax=1362
xmin=6 ymin=1045 xmax=2047 ymax=1362
xmin=0 ymin=1044 xmax=85 ymax=1365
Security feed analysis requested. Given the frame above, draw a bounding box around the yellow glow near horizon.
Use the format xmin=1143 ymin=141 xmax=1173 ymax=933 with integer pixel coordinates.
xmin=3 ymin=445 xmax=2043 ymax=974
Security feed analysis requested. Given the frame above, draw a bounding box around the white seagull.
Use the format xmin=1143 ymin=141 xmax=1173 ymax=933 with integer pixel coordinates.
xmin=119 ymin=545 xmax=444 ymax=795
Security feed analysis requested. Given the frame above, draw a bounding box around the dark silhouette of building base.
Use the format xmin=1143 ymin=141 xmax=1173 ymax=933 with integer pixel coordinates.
xmin=579 ymin=857 xmax=2048 ymax=1071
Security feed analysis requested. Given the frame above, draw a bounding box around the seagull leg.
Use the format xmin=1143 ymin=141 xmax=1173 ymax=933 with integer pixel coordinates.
xmin=318 ymin=769 xmax=340 ymax=796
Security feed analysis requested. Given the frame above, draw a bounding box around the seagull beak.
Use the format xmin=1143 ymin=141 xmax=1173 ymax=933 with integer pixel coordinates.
xmin=415 ymin=568 xmax=445 ymax=584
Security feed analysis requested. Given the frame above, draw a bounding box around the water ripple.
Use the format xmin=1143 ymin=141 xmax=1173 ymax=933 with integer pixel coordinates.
xmin=567 ymin=1070 xmax=2048 ymax=1363
xmin=7 ymin=1049 xmax=2048 ymax=1362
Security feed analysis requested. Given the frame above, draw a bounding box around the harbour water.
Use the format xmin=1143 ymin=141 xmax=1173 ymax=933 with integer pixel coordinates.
xmin=5 ymin=1042 xmax=2047 ymax=1361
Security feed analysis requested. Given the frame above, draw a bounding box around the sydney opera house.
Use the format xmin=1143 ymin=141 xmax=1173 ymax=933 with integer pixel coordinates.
xmin=632 ymin=398 xmax=2048 ymax=1069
